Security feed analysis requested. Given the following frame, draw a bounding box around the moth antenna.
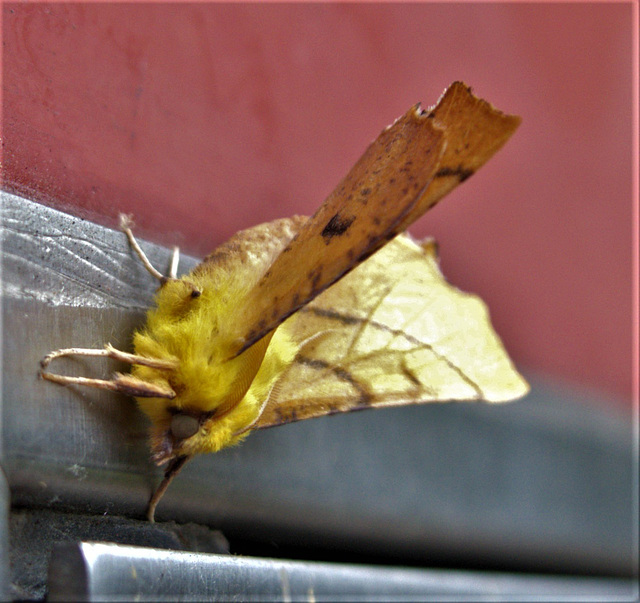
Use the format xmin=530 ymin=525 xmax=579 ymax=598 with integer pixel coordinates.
xmin=119 ymin=213 xmax=176 ymax=284
xmin=120 ymin=215 xmax=200 ymax=296
xmin=147 ymin=455 xmax=190 ymax=522
xmin=168 ymin=245 xmax=180 ymax=280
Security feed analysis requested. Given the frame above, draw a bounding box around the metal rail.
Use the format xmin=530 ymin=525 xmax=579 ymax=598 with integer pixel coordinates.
xmin=47 ymin=542 xmax=636 ymax=602
xmin=2 ymin=192 xmax=637 ymax=598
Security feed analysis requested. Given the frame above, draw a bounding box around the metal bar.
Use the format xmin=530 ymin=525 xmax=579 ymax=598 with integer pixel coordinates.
xmin=9 ymin=508 xmax=229 ymax=600
xmin=0 ymin=471 xmax=9 ymax=602
xmin=1 ymin=192 xmax=636 ymax=578
xmin=47 ymin=541 xmax=637 ymax=602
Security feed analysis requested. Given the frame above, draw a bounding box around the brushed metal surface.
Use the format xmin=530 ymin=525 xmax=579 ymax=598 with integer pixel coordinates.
xmin=47 ymin=541 xmax=637 ymax=602
xmin=1 ymin=192 xmax=635 ymax=578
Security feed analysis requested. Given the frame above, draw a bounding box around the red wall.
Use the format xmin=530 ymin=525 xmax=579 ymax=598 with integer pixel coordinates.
xmin=2 ymin=3 xmax=635 ymax=406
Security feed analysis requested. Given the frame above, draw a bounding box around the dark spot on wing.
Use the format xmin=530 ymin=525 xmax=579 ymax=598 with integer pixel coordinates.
xmin=321 ymin=213 xmax=355 ymax=242
xmin=308 ymin=267 xmax=323 ymax=292
xmin=435 ymin=165 xmax=475 ymax=182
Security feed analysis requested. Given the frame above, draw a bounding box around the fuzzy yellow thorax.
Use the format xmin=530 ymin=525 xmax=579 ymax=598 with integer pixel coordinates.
xmin=132 ymin=271 xmax=298 ymax=460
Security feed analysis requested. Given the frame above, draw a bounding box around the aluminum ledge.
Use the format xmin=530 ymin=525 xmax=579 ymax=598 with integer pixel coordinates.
xmin=48 ymin=542 xmax=636 ymax=603
xmin=2 ymin=192 xmax=637 ymax=581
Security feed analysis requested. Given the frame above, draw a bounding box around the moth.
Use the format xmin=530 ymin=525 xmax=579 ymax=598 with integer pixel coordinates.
xmin=41 ymin=82 xmax=529 ymax=521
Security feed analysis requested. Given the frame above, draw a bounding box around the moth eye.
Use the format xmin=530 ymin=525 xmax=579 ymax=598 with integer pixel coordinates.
xmin=170 ymin=414 xmax=200 ymax=440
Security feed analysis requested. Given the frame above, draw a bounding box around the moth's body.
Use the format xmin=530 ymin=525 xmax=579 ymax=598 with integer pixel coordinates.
xmin=133 ymin=216 xmax=528 ymax=468
xmin=133 ymin=218 xmax=305 ymax=462
xmin=40 ymin=82 xmax=529 ymax=520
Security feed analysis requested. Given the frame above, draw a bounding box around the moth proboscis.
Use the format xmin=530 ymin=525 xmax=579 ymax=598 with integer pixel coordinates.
xmin=40 ymin=82 xmax=529 ymax=522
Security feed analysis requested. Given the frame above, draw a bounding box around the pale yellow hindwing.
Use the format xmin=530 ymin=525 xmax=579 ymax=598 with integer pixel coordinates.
xmin=253 ymin=234 xmax=529 ymax=429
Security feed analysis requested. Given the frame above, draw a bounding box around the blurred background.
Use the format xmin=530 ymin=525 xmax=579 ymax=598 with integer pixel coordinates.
xmin=2 ymin=3 xmax=635 ymax=407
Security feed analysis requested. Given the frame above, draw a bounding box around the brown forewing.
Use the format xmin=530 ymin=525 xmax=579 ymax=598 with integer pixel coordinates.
xmin=229 ymin=82 xmax=521 ymax=357
xmin=397 ymin=81 xmax=522 ymax=230
xmin=231 ymin=104 xmax=446 ymax=356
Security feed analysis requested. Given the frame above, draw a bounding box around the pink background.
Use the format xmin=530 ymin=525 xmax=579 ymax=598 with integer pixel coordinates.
xmin=2 ymin=3 xmax=636 ymax=406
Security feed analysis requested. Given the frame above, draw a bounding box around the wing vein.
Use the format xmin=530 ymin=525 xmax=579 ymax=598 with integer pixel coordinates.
xmin=299 ymin=306 xmax=484 ymax=397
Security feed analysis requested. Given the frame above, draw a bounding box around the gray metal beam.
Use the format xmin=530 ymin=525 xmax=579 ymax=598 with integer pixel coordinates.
xmin=2 ymin=192 xmax=636 ymax=584
xmin=47 ymin=541 xmax=636 ymax=602
xmin=0 ymin=470 xmax=9 ymax=602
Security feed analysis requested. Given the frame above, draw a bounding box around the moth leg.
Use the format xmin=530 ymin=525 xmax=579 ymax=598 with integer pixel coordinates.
xmin=41 ymin=343 xmax=178 ymax=370
xmin=40 ymin=344 xmax=177 ymax=398
xmin=147 ymin=455 xmax=190 ymax=522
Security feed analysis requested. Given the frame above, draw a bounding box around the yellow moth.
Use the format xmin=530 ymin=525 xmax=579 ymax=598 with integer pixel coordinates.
xmin=41 ymin=82 xmax=529 ymax=522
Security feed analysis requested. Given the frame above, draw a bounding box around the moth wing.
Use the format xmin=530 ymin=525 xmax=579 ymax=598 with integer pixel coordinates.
xmin=397 ymin=81 xmax=522 ymax=231
xmin=249 ymin=234 xmax=529 ymax=430
xmin=230 ymin=105 xmax=446 ymax=356
xmin=232 ymin=82 xmax=520 ymax=355
xmin=193 ymin=215 xmax=308 ymax=278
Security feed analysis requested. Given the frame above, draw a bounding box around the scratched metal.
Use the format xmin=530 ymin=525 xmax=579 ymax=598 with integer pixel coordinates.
xmin=0 ymin=470 xmax=9 ymax=600
xmin=2 ymin=192 xmax=199 ymax=520
xmin=47 ymin=542 xmax=637 ymax=602
xmin=1 ymin=192 xmax=635 ymax=577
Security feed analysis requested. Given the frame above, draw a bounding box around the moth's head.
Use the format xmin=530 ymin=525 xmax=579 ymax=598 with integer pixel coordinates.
xmin=137 ymin=386 xmax=258 ymax=466
xmin=148 ymin=406 xmax=226 ymax=466
xmin=133 ymin=332 xmax=274 ymax=466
